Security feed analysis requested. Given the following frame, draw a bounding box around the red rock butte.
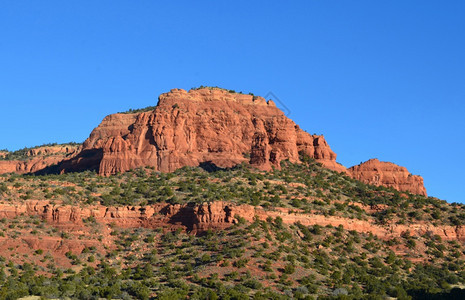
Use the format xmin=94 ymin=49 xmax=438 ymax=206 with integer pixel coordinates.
xmin=58 ymin=88 xmax=344 ymax=176
xmin=1 ymin=87 xmax=427 ymax=196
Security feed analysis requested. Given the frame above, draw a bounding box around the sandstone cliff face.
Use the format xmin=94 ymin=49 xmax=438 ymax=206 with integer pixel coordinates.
xmin=348 ymin=159 xmax=427 ymax=196
xmin=0 ymin=145 xmax=81 ymax=174
xmin=59 ymin=88 xmax=341 ymax=175
xmin=0 ymin=200 xmax=242 ymax=233
xmin=0 ymin=200 xmax=461 ymax=241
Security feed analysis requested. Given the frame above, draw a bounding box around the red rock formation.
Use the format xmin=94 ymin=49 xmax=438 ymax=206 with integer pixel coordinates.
xmin=348 ymin=158 xmax=427 ymax=196
xmin=25 ymin=145 xmax=79 ymax=157
xmin=1 ymin=87 xmax=427 ymax=195
xmin=59 ymin=88 xmax=341 ymax=175
xmin=0 ymin=145 xmax=81 ymax=174
xmin=0 ymin=200 xmax=462 ymax=241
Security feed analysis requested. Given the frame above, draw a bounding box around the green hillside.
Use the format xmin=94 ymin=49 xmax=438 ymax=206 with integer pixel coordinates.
xmin=0 ymin=156 xmax=464 ymax=299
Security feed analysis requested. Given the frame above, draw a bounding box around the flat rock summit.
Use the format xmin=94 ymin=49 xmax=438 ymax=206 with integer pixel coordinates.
xmin=4 ymin=87 xmax=427 ymax=196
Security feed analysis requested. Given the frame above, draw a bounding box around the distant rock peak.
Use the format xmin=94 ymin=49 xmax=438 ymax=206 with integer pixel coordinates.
xmin=348 ymin=159 xmax=427 ymax=196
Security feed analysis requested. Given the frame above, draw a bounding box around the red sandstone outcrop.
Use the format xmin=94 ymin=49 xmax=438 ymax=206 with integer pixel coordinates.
xmin=0 ymin=145 xmax=80 ymax=174
xmin=25 ymin=145 xmax=80 ymax=157
xmin=0 ymin=200 xmax=461 ymax=241
xmin=348 ymin=159 xmax=427 ymax=196
xmin=1 ymin=88 xmax=427 ymax=195
xmin=58 ymin=88 xmax=341 ymax=175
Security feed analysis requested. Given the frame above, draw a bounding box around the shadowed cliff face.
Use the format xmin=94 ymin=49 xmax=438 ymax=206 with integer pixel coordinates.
xmin=348 ymin=159 xmax=427 ymax=196
xmin=58 ymin=88 xmax=342 ymax=176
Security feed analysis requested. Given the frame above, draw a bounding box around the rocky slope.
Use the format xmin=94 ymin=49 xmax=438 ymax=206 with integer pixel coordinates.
xmin=57 ymin=88 xmax=344 ymax=175
xmin=0 ymin=144 xmax=81 ymax=174
xmin=349 ymin=159 xmax=427 ymax=196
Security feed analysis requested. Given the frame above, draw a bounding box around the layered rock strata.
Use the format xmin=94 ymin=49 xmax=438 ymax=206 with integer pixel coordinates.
xmin=348 ymin=159 xmax=427 ymax=196
xmin=0 ymin=200 xmax=460 ymax=240
xmin=58 ymin=88 xmax=342 ymax=175
xmin=0 ymin=145 xmax=80 ymax=174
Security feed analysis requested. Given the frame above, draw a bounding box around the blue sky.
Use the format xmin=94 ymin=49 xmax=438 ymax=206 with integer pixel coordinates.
xmin=1 ymin=1 xmax=464 ymax=203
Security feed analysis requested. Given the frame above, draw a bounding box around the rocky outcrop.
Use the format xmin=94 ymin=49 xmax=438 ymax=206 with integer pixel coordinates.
xmin=0 ymin=200 xmax=461 ymax=241
xmin=1 ymin=87 xmax=426 ymax=195
xmin=58 ymin=88 xmax=341 ymax=175
xmin=25 ymin=145 xmax=80 ymax=157
xmin=0 ymin=200 xmax=241 ymax=233
xmin=348 ymin=159 xmax=427 ymax=196
xmin=0 ymin=145 xmax=81 ymax=174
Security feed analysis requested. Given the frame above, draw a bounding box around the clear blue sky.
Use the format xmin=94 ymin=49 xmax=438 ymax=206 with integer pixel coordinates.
xmin=1 ymin=1 xmax=464 ymax=203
